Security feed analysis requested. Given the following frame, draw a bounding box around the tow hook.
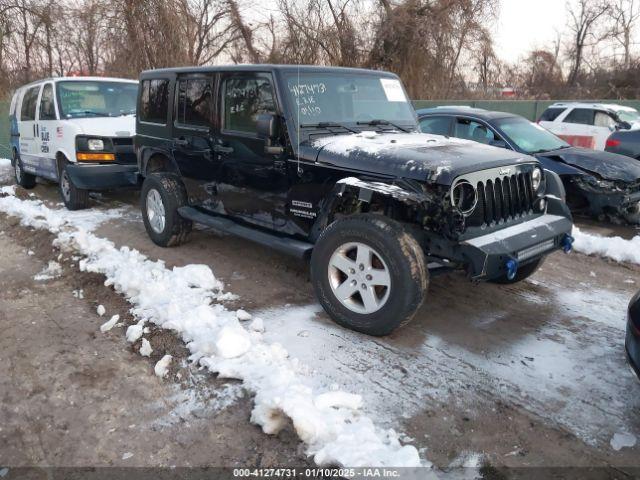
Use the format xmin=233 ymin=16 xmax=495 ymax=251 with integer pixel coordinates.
xmin=561 ymin=234 xmax=575 ymax=254
xmin=505 ymin=258 xmax=519 ymax=280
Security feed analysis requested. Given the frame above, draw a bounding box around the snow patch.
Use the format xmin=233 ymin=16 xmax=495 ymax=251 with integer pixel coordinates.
xmin=0 ymin=190 xmax=422 ymax=467
xmin=34 ymin=261 xmax=62 ymax=281
xmin=236 ymin=309 xmax=252 ymax=321
xmin=139 ymin=338 xmax=153 ymax=357
xmin=126 ymin=323 xmax=144 ymax=343
xmin=97 ymin=304 xmax=106 ymax=316
xmin=573 ymin=227 xmax=640 ymax=265
xmin=154 ymin=354 xmax=172 ymax=378
xmin=100 ymin=314 xmax=120 ymax=332
xmin=610 ymin=432 xmax=637 ymax=451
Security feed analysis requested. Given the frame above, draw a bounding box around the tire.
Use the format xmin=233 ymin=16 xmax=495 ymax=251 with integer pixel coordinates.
xmin=13 ymin=150 xmax=36 ymax=189
xmin=489 ymin=257 xmax=544 ymax=284
xmin=141 ymin=173 xmax=192 ymax=247
xmin=59 ymin=162 xmax=89 ymax=210
xmin=310 ymin=214 xmax=428 ymax=336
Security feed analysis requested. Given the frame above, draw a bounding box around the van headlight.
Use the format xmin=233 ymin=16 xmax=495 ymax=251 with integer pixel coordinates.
xmin=532 ymin=167 xmax=543 ymax=192
xmin=87 ymin=138 xmax=105 ymax=151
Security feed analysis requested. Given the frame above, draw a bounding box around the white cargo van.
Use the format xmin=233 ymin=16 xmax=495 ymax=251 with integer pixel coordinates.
xmin=9 ymin=77 xmax=139 ymax=209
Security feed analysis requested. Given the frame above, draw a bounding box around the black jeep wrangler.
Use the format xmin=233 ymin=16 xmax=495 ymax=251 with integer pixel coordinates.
xmin=134 ymin=65 xmax=574 ymax=336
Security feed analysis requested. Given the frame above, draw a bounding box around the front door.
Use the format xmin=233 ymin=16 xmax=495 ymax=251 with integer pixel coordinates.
xmin=214 ymin=72 xmax=289 ymax=230
xmin=17 ymin=84 xmax=41 ymax=173
xmin=35 ymin=82 xmax=59 ymax=180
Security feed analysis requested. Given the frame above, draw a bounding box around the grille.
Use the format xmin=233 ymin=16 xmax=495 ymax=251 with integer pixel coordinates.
xmin=466 ymin=171 xmax=535 ymax=227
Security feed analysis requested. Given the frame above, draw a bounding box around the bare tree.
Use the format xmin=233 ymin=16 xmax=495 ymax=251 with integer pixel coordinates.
xmin=611 ymin=0 xmax=640 ymax=68
xmin=565 ymin=0 xmax=610 ymax=87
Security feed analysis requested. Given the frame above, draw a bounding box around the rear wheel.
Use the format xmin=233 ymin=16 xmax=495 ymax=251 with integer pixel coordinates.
xmin=141 ymin=173 xmax=192 ymax=247
xmin=13 ymin=150 xmax=36 ymax=189
xmin=59 ymin=162 xmax=89 ymax=210
xmin=489 ymin=258 xmax=544 ymax=284
xmin=311 ymin=214 xmax=428 ymax=336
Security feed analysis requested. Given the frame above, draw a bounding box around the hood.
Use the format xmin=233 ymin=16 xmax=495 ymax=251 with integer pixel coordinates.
xmin=66 ymin=116 xmax=136 ymax=137
xmin=536 ymin=146 xmax=640 ymax=182
xmin=307 ymin=131 xmax=534 ymax=184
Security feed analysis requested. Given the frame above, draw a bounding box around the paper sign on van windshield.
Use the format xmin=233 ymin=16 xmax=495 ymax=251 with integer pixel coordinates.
xmin=380 ymin=78 xmax=407 ymax=102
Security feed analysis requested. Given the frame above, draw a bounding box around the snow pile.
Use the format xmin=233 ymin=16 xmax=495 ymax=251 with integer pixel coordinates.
xmin=0 ymin=190 xmax=423 ymax=468
xmin=34 ymin=260 xmax=62 ymax=281
xmin=140 ymin=338 xmax=153 ymax=357
xmin=610 ymin=432 xmax=637 ymax=451
xmin=155 ymin=354 xmax=172 ymax=378
xmin=573 ymin=227 xmax=640 ymax=265
xmin=100 ymin=314 xmax=120 ymax=332
xmin=0 ymin=158 xmax=12 ymax=182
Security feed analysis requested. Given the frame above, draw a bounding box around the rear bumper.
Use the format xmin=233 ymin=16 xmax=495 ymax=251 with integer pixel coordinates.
xmin=66 ymin=164 xmax=140 ymax=190
xmin=459 ymin=214 xmax=573 ymax=280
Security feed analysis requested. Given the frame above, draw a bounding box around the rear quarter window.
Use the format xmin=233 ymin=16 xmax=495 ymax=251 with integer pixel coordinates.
xmin=539 ymin=107 xmax=566 ymax=122
xmin=419 ymin=116 xmax=452 ymax=135
xmin=140 ymin=79 xmax=170 ymax=124
xmin=20 ymin=85 xmax=40 ymax=121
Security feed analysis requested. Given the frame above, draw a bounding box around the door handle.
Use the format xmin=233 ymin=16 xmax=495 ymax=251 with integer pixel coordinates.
xmin=213 ymin=144 xmax=234 ymax=154
xmin=173 ymin=137 xmax=189 ymax=147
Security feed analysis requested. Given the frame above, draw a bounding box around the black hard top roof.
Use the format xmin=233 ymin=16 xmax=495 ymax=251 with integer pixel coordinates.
xmin=415 ymin=106 xmax=519 ymax=121
xmin=140 ymin=64 xmax=398 ymax=78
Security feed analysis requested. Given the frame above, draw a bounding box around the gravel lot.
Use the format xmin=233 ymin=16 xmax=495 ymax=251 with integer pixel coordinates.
xmin=1 ymin=179 xmax=639 ymax=478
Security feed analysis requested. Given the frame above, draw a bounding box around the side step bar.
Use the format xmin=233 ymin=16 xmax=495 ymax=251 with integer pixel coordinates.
xmin=178 ymin=206 xmax=313 ymax=259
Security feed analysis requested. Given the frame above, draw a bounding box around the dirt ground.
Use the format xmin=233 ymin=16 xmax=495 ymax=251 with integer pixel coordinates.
xmin=1 ymin=181 xmax=640 ymax=478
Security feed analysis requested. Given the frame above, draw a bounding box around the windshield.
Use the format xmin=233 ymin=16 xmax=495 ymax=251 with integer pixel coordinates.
xmin=495 ymin=117 xmax=569 ymax=153
xmin=615 ymin=109 xmax=640 ymax=123
xmin=56 ymin=81 xmax=138 ymax=118
xmin=284 ymin=73 xmax=416 ymax=127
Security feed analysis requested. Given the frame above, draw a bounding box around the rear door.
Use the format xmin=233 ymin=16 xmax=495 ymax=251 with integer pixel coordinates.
xmin=214 ymin=71 xmax=288 ymax=229
xmin=171 ymin=73 xmax=218 ymax=206
xmin=17 ymin=84 xmax=41 ymax=173
xmin=557 ymin=108 xmax=598 ymax=149
xmin=35 ymin=82 xmax=59 ymax=180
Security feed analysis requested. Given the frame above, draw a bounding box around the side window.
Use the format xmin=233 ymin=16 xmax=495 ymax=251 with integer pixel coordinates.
xmin=563 ymin=108 xmax=594 ymax=125
xmin=20 ymin=85 xmax=40 ymax=121
xmin=140 ymin=79 xmax=169 ymax=124
xmin=39 ymin=83 xmax=56 ymax=120
xmin=454 ymin=118 xmax=497 ymax=144
xmin=222 ymin=74 xmax=276 ymax=134
xmin=594 ymin=111 xmax=616 ymax=128
xmin=539 ymin=107 xmax=566 ymax=122
xmin=176 ymin=77 xmax=213 ymax=127
xmin=419 ymin=116 xmax=452 ymax=135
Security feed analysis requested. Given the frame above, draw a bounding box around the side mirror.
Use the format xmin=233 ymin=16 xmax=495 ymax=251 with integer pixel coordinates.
xmin=489 ymin=139 xmax=508 ymax=149
xmin=257 ymin=113 xmax=278 ymax=140
xmin=616 ymin=121 xmax=632 ymax=131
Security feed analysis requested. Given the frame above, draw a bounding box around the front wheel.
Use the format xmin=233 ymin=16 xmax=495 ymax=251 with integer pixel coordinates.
xmin=489 ymin=258 xmax=544 ymax=284
xmin=59 ymin=163 xmax=89 ymax=210
xmin=311 ymin=214 xmax=428 ymax=336
xmin=141 ymin=173 xmax=192 ymax=247
xmin=13 ymin=151 xmax=36 ymax=189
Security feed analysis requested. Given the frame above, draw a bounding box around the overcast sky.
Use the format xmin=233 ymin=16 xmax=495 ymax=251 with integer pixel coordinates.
xmin=494 ymin=0 xmax=569 ymax=63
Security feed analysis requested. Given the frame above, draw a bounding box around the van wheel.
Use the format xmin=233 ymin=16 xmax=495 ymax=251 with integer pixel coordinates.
xmin=59 ymin=163 xmax=89 ymax=210
xmin=310 ymin=214 xmax=428 ymax=336
xmin=141 ymin=173 xmax=192 ymax=247
xmin=13 ymin=151 xmax=36 ymax=189
xmin=489 ymin=258 xmax=544 ymax=284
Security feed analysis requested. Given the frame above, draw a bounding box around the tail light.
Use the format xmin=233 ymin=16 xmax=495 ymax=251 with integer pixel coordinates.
xmin=606 ymin=138 xmax=621 ymax=148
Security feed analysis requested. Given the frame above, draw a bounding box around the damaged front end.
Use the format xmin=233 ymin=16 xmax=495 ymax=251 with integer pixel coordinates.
xmin=567 ymin=175 xmax=640 ymax=224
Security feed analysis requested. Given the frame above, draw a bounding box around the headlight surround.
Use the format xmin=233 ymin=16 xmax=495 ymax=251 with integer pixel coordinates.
xmin=532 ymin=167 xmax=543 ymax=192
xmin=87 ymin=138 xmax=105 ymax=151
xmin=450 ymin=179 xmax=478 ymax=216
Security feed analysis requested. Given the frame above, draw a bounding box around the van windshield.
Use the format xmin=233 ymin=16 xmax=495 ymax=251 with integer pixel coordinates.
xmin=283 ymin=72 xmax=416 ymax=128
xmin=56 ymin=81 xmax=138 ymax=119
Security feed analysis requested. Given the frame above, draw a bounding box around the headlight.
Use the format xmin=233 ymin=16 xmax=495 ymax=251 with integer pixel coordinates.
xmin=87 ymin=139 xmax=104 ymax=151
xmin=451 ymin=180 xmax=477 ymax=216
xmin=532 ymin=167 xmax=543 ymax=191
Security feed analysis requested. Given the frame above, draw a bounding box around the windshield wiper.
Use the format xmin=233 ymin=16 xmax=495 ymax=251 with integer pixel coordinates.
xmin=301 ymin=122 xmax=358 ymax=133
xmin=356 ymin=119 xmax=411 ymax=133
xmin=529 ymin=145 xmax=571 ymax=154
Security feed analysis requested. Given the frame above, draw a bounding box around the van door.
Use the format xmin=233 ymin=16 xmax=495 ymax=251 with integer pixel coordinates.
xmin=35 ymin=82 xmax=59 ymax=180
xmin=214 ymin=72 xmax=288 ymax=229
xmin=17 ymin=84 xmax=41 ymax=173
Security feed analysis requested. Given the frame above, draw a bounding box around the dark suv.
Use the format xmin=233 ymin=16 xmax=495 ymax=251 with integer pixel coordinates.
xmin=134 ymin=65 xmax=574 ymax=336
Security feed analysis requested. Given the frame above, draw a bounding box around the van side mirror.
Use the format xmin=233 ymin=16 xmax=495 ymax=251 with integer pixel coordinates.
xmin=257 ymin=113 xmax=278 ymax=140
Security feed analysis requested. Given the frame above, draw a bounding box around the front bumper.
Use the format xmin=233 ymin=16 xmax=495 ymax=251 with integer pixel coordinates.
xmin=573 ymin=180 xmax=640 ymax=221
xmin=66 ymin=164 xmax=140 ymax=190
xmin=459 ymin=214 xmax=573 ymax=280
